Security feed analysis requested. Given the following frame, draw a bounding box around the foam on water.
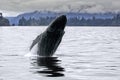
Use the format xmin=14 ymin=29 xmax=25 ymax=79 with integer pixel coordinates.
xmin=24 ymin=43 xmax=38 ymax=57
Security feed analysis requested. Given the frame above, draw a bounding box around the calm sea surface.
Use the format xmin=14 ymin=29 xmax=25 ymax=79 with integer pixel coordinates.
xmin=0 ymin=26 xmax=120 ymax=80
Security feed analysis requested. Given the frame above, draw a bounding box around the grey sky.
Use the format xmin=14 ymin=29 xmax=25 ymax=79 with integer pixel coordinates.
xmin=0 ymin=0 xmax=120 ymax=16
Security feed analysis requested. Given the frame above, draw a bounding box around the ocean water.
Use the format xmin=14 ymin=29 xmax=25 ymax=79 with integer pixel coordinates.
xmin=0 ymin=26 xmax=120 ymax=80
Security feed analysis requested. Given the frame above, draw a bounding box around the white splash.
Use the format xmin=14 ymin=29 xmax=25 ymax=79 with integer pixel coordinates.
xmin=24 ymin=43 xmax=38 ymax=57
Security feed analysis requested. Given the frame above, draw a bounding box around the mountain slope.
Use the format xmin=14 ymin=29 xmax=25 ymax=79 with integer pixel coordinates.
xmin=6 ymin=11 xmax=117 ymax=26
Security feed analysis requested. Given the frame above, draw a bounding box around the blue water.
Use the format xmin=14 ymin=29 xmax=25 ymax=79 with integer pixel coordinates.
xmin=0 ymin=27 xmax=120 ymax=80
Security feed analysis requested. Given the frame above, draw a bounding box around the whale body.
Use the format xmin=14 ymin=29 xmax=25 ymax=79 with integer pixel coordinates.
xmin=30 ymin=15 xmax=67 ymax=57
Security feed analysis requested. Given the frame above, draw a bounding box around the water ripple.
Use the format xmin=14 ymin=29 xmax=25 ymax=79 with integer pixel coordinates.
xmin=30 ymin=57 xmax=65 ymax=77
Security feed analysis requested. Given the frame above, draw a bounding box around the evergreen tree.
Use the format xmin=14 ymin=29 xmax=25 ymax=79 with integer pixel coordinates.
xmin=0 ymin=13 xmax=10 ymax=26
xmin=18 ymin=17 xmax=27 ymax=26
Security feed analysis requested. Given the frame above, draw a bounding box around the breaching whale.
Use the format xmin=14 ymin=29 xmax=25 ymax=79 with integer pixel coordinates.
xmin=30 ymin=15 xmax=67 ymax=57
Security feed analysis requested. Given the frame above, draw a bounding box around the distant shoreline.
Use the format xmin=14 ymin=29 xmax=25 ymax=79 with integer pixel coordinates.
xmin=4 ymin=11 xmax=120 ymax=26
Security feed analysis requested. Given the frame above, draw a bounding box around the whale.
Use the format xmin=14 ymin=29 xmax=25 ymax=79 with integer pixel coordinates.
xmin=30 ymin=15 xmax=67 ymax=57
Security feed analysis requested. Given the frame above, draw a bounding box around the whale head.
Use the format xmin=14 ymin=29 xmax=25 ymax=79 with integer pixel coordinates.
xmin=46 ymin=15 xmax=67 ymax=33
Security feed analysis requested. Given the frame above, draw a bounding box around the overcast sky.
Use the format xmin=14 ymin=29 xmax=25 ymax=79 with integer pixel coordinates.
xmin=0 ymin=0 xmax=120 ymax=16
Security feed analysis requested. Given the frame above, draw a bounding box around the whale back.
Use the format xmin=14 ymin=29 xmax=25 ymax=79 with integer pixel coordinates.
xmin=37 ymin=31 xmax=64 ymax=56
